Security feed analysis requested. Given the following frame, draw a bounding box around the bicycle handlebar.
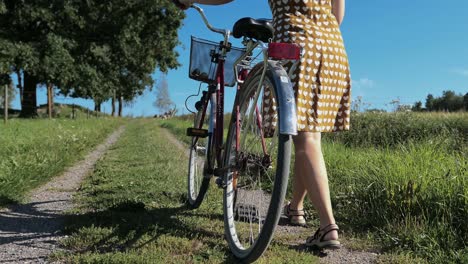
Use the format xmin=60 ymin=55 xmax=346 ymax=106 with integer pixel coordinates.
xmin=172 ymin=0 xmax=230 ymax=38
xmin=191 ymin=5 xmax=230 ymax=37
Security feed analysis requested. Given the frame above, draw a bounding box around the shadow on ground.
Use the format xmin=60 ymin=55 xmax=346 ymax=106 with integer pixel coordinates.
xmin=0 ymin=200 xmax=68 ymax=246
xmin=62 ymin=200 xmax=240 ymax=262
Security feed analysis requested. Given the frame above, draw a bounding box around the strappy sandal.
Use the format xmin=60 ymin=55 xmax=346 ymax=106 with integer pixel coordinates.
xmin=305 ymin=223 xmax=341 ymax=249
xmin=283 ymin=202 xmax=307 ymax=227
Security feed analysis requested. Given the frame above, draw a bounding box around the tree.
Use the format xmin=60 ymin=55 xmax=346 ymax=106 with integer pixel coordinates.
xmin=64 ymin=0 xmax=184 ymax=115
xmin=0 ymin=0 xmax=185 ymax=117
xmin=441 ymin=90 xmax=463 ymax=111
xmin=425 ymin=94 xmax=434 ymax=111
xmin=1 ymin=0 xmax=77 ymax=117
xmin=424 ymin=91 xmax=465 ymax=112
xmin=464 ymin=93 xmax=468 ymax=111
xmin=154 ymin=74 xmax=173 ymax=114
xmin=412 ymin=101 xmax=423 ymax=112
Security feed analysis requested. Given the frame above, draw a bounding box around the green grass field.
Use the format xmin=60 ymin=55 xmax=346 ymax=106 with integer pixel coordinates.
xmin=55 ymin=119 xmax=320 ymax=263
xmin=0 ymin=118 xmax=123 ymax=206
xmin=2 ymin=112 xmax=465 ymax=263
xmin=161 ymin=112 xmax=468 ymax=263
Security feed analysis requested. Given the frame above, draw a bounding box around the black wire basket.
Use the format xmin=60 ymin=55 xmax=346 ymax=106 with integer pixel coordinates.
xmin=189 ymin=36 xmax=246 ymax=87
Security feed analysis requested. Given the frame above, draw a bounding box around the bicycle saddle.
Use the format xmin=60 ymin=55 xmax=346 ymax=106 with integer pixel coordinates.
xmin=232 ymin=17 xmax=274 ymax=42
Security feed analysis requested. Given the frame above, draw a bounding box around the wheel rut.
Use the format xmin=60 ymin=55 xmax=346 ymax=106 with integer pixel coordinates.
xmin=0 ymin=126 xmax=126 ymax=263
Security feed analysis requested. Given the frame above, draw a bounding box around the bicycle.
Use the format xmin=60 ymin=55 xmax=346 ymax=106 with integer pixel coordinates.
xmin=177 ymin=2 xmax=301 ymax=262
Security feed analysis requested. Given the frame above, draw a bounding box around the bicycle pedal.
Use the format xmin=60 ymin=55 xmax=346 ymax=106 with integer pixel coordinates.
xmin=187 ymin=127 xmax=209 ymax=138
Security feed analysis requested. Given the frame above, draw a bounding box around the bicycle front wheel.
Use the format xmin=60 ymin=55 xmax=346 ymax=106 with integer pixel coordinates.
xmin=187 ymin=107 xmax=212 ymax=209
xmin=223 ymin=70 xmax=292 ymax=262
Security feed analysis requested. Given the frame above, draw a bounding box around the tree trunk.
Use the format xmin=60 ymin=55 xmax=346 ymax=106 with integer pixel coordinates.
xmin=16 ymin=70 xmax=23 ymax=104
xmin=118 ymin=95 xmax=123 ymax=117
xmin=3 ymin=84 xmax=7 ymax=124
xmin=47 ymin=83 xmax=53 ymax=119
xmin=94 ymin=100 xmax=101 ymax=112
xmin=19 ymin=72 xmax=38 ymax=118
xmin=111 ymin=90 xmax=116 ymax=116
xmin=50 ymin=86 xmax=54 ymax=114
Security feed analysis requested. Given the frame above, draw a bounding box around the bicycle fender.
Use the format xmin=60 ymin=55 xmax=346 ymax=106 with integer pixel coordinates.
xmin=248 ymin=61 xmax=298 ymax=136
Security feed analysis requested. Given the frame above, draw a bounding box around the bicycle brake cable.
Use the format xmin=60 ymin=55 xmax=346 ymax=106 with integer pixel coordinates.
xmin=184 ymin=82 xmax=203 ymax=114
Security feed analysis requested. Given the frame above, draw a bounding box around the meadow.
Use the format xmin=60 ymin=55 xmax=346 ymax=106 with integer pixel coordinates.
xmin=0 ymin=118 xmax=123 ymax=206
xmin=1 ymin=112 xmax=465 ymax=263
xmin=161 ymin=112 xmax=467 ymax=263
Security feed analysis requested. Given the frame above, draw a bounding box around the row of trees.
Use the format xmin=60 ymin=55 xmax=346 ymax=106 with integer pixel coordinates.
xmin=413 ymin=90 xmax=468 ymax=112
xmin=0 ymin=0 xmax=184 ymax=117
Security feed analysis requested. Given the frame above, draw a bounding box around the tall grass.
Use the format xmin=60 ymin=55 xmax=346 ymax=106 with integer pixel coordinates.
xmin=162 ymin=112 xmax=467 ymax=263
xmin=324 ymin=112 xmax=467 ymax=152
xmin=0 ymin=118 xmax=123 ymax=206
xmin=325 ymin=142 xmax=467 ymax=262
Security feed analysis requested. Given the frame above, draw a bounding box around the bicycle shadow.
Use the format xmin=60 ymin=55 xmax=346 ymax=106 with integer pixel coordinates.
xmin=63 ymin=200 xmax=239 ymax=262
xmin=0 ymin=199 xmax=69 ymax=246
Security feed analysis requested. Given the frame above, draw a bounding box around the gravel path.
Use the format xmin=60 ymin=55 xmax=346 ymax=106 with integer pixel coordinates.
xmin=0 ymin=126 xmax=125 ymax=264
xmin=163 ymin=128 xmax=379 ymax=264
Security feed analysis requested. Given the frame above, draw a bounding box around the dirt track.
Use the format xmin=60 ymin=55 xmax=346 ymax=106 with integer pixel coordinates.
xmin=0 ymin=126 xmax=125 ymax=263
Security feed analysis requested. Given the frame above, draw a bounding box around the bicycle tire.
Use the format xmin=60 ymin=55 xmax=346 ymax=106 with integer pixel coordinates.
xmin=223 ymin=69 xmax=292 ymax=262
xmin=187 ymin=106 xmax=212 ymax=209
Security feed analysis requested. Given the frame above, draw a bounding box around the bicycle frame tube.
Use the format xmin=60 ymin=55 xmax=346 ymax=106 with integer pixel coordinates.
xmin=214 ymin=57 xmax=225 ymax=166
xmin=236 ymin=70 xmax=249 ymax=152
xmin=191 ymin=4 xmax=232 ymax=168
xmin=208 ymin=91 xmax=216 ymax=134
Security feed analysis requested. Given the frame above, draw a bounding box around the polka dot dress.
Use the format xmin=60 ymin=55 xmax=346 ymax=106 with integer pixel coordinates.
xmin=268 ymin=0 xmax=351 ymax=132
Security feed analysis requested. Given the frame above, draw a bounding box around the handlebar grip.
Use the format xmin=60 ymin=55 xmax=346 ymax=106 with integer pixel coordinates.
xmin=172 ymin=0 xmax=189 ymax=10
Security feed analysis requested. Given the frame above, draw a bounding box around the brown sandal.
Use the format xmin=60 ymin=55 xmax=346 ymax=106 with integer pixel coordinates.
xmin=283 ymin=202 xmax=307 ymax=227
xmin=305 ymin=224 xmax=341 ymax=249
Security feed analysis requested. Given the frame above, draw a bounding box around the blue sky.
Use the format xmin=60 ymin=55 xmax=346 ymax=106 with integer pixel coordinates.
xmin=12 ymin=0 xmax=468 ymax=116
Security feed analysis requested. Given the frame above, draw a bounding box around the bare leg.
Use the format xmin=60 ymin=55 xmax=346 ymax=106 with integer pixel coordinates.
xmin=289 ymin=153 xmax=307 ymax=210
xmin=288 ymin=159 xmax=307 ymax=223
xmin=292 ymin=132 xmax=338 ymax=240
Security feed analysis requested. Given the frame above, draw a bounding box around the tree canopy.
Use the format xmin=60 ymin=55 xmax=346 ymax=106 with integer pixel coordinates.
xmin=0 ymin=0 xmax=184 ymax=117
xmin=419 ymin=90 xmax=467 ymax=112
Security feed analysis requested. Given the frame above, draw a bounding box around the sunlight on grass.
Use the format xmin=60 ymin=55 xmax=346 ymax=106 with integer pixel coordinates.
xmin=0 ymin=118 xmax=123 ymax=206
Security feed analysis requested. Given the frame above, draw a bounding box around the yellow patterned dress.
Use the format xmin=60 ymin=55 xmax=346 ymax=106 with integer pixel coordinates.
xmin=267 ymin=0 xmax=351 ymax=132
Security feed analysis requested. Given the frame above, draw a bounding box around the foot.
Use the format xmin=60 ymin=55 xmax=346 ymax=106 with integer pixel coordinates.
xmin=320 ymin=225 xmax=338 ymax=241
xmin=306 ymin=223 xmax=341 ymax=249
xmin=283 ymin=202 xmax=307 ymax=227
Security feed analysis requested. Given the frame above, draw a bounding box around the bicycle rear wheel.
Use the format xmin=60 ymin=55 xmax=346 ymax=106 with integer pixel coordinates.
xmin=223 ymin=70 xmax=292 ymax=262
xmin=187 ymin=106 xmax=212 ymax=209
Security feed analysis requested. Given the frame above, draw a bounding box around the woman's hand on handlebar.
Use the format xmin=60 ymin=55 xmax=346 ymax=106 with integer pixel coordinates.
xmin=172 ymin=0 xmax=193 ymax=10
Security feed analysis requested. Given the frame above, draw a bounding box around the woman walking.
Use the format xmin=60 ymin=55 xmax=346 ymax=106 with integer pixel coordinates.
xmin=176 ymin=0 xmax=351 ymax=249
